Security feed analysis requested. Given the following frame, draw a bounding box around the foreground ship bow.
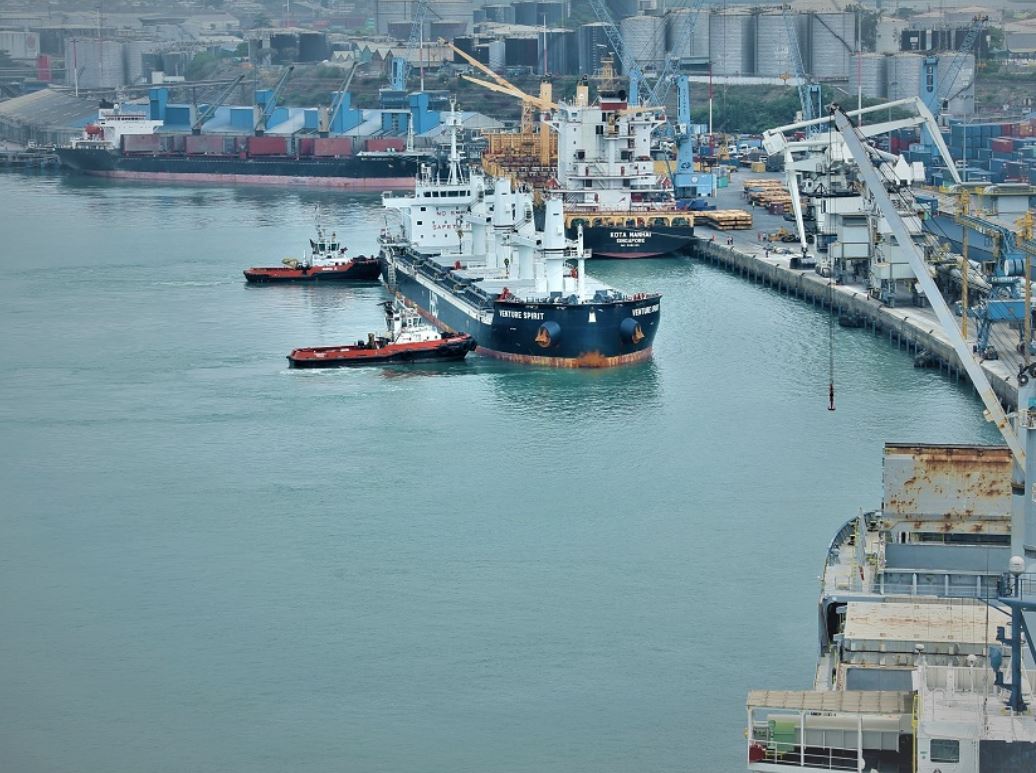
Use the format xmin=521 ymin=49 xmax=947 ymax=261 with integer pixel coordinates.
xmin=379 ymin=109 xmax=660 ymax=367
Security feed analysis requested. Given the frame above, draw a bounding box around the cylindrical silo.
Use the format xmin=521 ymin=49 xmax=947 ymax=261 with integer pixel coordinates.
xmin=483 ymin=4 xmax=515 ymax=24
xmin=620 ymin=14 xmax=665 ymax=68
xmin=537 ymin=2 xmax=566 ymax=27
xmin=667 ymin=7 xmax=709 ymax=60
xmin=578 ymin=21 xmax=617 ymax=75
xmin=375 ymin=0 xmax=409 ymax=36
xmin=607 ymin=0 xmax=639 ymax=19
xmin=886 ymin=52 xmax=922 ymax=102
xmin=513 ymin=1 xmax=538 ymax=26
xmin=387 ymin=21 xmax=412 ymax=41
xmin=849 ymin=53 xmax=887 ymax=99
xmin=539 ymin=29 xmax=573 ymax=75
xmin=433 ymin=1 xmax=474 ymax=33
xmin=431 ymin=21 xmax=469 ymax=40
xmin=753 ymin=12 xmax=796 ymax=79
xmin=938 ymin=52 xmax=975 ymax=116
xmin=488 ymin=38 xmax=506 ymax=71
xmin=505 ymin=36 xmax=539 ymax=69
xmin=809 ymin=11 xmax=856 ymax=80
xmin=709 ymin=11 xmax=752 ymax=76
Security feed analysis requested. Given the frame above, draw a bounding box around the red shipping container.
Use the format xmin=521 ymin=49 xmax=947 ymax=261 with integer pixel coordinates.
xmin=365 ymin=138 xmax=405 ymax=153
xmin=122 ymin=133 xmax=160 ymax=153
xmin=297 ymin=138 xmax=316 ymax=157
xmin=313 ymin=137 xmax=353 ymax=157
xmin=1002 ymin=123 xmax=1017 ymax=137
xmin=247 ymin=136 xmax=287 ymax=156
xmin=991 ymin=137 xmax=1014 ymax=153
xmin=185 ymin=134 xmax=225 ymax=155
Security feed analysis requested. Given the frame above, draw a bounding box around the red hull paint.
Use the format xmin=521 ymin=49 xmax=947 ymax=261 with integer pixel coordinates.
xmin=288 ymin=334 xmax=474 ymax=367
xmin=244 ymin=259 xmax=380 ymax=282
xmin=90 ymin=170 xmax=416 ymax=190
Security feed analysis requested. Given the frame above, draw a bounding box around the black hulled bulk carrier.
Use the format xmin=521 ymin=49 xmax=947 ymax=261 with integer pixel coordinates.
xmin=379 ymin=110 xmax=660 ymax=367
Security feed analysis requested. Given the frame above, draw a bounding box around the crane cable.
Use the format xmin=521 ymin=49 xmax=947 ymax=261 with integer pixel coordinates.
xmin=827 ymin=110 xmax=836 ymax=411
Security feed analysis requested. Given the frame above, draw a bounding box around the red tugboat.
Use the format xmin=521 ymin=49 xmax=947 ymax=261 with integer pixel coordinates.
xmin=288 ymin=301 xmax=476 ymax=368
xmin=244 ymin=226 xmax=381 ymax=284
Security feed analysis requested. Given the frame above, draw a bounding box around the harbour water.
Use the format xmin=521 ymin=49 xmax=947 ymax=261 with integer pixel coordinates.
xmin=0 ymin=173 xmax=1001 ymax=772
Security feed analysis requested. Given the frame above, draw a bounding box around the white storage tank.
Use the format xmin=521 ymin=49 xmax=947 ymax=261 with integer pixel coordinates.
xmin=938 ymin=52 xmax=975 ymax=116
xmin=849 ymin=53 xmax=887 ymax=100
xmin=64 ymin=38 xmax=126 ymax=89
xmin=0 ymin=30 xmax=40 ymax=60
xmin=809 ymin=12 xmax=856 ymax=80
xmin=886 ymin=52 xmax=923 ymax=102
xmin=488 ymin=38 xmax=505 ymax=71
xmin=667 ymin=7 xmax=709 ymax=60
xmin=620 ymin=13 xmax=665 ymax=69
xmin=754 ymin=12 xmax=797 ymax=79
xmin=709 ymin=11 xmax=753 ymax=76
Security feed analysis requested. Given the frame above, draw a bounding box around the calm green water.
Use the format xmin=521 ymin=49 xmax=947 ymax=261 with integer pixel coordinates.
xmin=0 ymin=173 xmax=999 ymax=773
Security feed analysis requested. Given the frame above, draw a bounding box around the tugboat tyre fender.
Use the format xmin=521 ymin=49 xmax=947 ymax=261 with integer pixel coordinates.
xmin=535 ymin=321 xmax=561 ymax=349
xmin=619 ymin=317 xmax=644 ymax=344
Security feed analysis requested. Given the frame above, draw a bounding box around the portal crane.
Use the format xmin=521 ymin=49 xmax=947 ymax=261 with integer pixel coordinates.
xmin=587 ymin=0 xmax=649 ymax=106
xmin=191 ymin=74 xmax=245 ymax=135
xmin=390 ymin=0 xmax=435 ymax=92
xmin=940 ymin=15 xmax=988 ymax=106
xmin=829 ymin=103 xmax=1022 ymax=462
xmin=782 ymin=3 xmax=821 ymax=131
xmin=762 ymin=96 xmax=961 ymax=255
xmin=319 ymin=64 xmax=358 ymax=138
xmin=254 ymin=65 xmax=294 ymax=136
xmin=834 ymin=104 xmax=1036 ymax=721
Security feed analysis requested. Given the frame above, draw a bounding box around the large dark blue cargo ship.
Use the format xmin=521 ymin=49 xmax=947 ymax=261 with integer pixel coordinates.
xmin=379 ymin=112 xmax=660 ymax=367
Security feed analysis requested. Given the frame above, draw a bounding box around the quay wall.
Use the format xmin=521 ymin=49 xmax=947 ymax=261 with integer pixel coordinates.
xmin=695 ymin=240 xmax=1018 ymax=411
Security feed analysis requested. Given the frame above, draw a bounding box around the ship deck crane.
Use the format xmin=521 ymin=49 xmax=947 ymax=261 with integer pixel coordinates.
xmin=254 ymin=65 xmax=294 ymax=136
xmin=191 ymin=74 xmax=245 ymax=135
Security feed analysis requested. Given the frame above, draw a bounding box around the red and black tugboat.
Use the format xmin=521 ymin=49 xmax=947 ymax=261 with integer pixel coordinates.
xmin=244 ymin=226 xmax=381 ymax=284
xmin=287 ymin=301 xmax=476 ymax=368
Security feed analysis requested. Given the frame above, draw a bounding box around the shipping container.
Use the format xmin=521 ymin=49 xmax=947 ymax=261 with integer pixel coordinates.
xmin=185 ymin=134 xmax=225 ymax=155
xmin=991 ymin=137 xmax=1013 ymax=153
xmin=314 ymin=137 xmax=353 ymax=157
xmin=122 ymin=133 xmax=161 ymax=153
xmin=365 ymin=138 xmax=405 ymax=153
xmin=297 ymin=138 xmax=316 ymax=157
xmin=247 ymin=136 xmax=287 ymax=156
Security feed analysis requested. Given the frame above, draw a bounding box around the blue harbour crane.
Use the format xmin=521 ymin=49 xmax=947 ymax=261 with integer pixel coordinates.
xmin=254 ymin=65 xmax=294 ymax=136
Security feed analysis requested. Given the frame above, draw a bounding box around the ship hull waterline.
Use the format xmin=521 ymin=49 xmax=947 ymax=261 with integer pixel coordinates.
xmin=570 ymin=224 xmax=696 ymax=260
xmin=244 ymin=260 xmax=382 ymax=284
xmin=55 ymin=148 xmax=420 ymax=190
xmin=381 ymin=256 xmax=660 ymax=368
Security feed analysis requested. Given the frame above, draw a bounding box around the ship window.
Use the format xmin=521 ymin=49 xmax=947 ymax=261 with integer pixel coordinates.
xmin=416 ymin=221 xmax=423 ymax=225
xmin=421 ymin=207 xmax=426 ymax=212
xmin=576 ymin=150 xmax=585 ymax=160
xmin=596 ymin=125 xmax=603 ymax=135
xmin=929 ymin=739 xmax=959 ymax=764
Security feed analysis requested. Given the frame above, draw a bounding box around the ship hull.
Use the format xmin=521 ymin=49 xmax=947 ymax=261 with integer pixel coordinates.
xmin=380 ymin=252 xmax=660 ymax=368
xmin=244 ymin=259 xmax=382 ymax=284
xmin=570 ymin=224 xmax=695 ymax=259
xmin=55 ymin=148 xmax=419 ymax=190
xmin=288 ymin=336 xmax=475 ymax=368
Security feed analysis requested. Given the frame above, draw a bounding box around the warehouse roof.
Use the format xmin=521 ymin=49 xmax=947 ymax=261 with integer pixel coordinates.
xmin=0 ymin=88 xmax=100 ymax=130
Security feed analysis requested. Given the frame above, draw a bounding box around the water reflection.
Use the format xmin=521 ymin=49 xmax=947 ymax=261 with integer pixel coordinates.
xmin=483 ymin=358 xmax=662 ymax=419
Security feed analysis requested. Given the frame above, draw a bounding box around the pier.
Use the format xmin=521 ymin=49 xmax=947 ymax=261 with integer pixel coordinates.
xmin=694 ymin=173 xmax=1022 ymax=410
